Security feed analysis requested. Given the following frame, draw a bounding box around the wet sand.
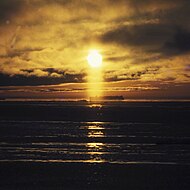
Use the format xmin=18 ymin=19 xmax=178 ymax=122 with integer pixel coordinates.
xmin=0 ymin=162 xmax=190 ymax=190
xmin=0 ymin=101 xmax=190 ymax=189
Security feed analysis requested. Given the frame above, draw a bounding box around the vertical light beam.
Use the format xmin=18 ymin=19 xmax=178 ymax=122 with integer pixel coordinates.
xmin=87 ymin=50 xmax=103 ymax=100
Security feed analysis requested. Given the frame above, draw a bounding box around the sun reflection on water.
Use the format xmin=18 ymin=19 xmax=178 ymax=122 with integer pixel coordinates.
xmin=87 ymin=125 xmax=104 ymax=130
xmin=85 ymin=123 xmax=106 ymax=163
xmin=88 ymin=131 xmax=104 ymax=138
xmin=88 ymin=104 xmax=102 ymax=108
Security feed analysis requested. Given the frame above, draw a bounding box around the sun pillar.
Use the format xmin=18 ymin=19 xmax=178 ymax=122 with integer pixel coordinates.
xmin=87 ymin=50 xmax=103 ymax=101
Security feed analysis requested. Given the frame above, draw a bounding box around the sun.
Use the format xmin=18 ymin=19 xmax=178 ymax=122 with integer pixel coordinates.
xmin=87 ymin=50 xmax=102 ymax=68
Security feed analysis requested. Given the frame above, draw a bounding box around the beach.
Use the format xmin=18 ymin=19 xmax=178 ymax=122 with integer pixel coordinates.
xmin=1 ymin=162 xmax=190 ymax=190
xmin=0 ymin=101 xmax=190 ymax=189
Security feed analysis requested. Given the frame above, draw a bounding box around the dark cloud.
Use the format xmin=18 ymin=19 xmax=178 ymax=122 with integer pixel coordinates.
xmin=100 ymin=0 xmax=190 ymax=58
xmin=0 ymin=0 xmax=24 ymax=23
xmin=0 ymin=0 xmax=81 ymax=24
xmin=164 ymin=28 xmax=190 ymax=54
xmin=131 ymin=55 xmax=163 ymax=64
xmin=155 ymin=1 xmax=190 ymax=26
xmin=40 ymin=87 xmax=86 ymax=93
xmin=0 ymin=72 xmax=85 ymax=86
xmin=101 ymin=23 xmax=190 ymax=57
xmin=104 ymin=66 xmax=161 ymax=82
xmin=101 ymin=24 xmax=174 ymax=49
xmin=105 ymin=55 xmax=130 ymax=62
xmin=0 ymin=87 xmax=14 ymax=91
xmin=104 ymin=71 xmax=143 ymax=82
xmin=0 ymin=47 xmax=44 ymax=59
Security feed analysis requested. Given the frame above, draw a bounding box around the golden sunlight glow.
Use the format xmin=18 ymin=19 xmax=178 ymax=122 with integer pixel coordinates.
xmin=87 ymin=50 xmax=102 ymax=68
xmin=87 ymin=49 xmax=103 ymax=99
xmin=87 ymin=67 xmax=103 ymax=98
xmin=85 ymin=124 xmax=105 ymax=163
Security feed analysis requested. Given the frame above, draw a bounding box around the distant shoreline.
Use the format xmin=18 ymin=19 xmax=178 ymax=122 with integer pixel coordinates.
xmin=1 ymin=98 xmax=190 ymax=103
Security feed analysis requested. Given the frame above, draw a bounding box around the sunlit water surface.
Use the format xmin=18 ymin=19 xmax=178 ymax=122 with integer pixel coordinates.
xmin=0 ymin=120 xmax=190 ymax=165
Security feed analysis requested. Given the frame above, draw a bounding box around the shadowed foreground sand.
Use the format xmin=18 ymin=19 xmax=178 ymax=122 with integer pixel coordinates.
xmin=0 ymin=162 xmax=190 ymax=190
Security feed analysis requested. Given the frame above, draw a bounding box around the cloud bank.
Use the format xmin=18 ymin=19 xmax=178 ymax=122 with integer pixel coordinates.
xmin=0 ymin=0 xmax=189 ymax=99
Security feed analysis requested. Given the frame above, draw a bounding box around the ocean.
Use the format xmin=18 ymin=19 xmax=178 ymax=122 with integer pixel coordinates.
xmin=0 ymin=101 xmax=190 ymax=189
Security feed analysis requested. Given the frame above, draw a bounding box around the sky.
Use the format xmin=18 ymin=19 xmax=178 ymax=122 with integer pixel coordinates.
xmin=0 ymin=0 xmax=190 ymax=100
